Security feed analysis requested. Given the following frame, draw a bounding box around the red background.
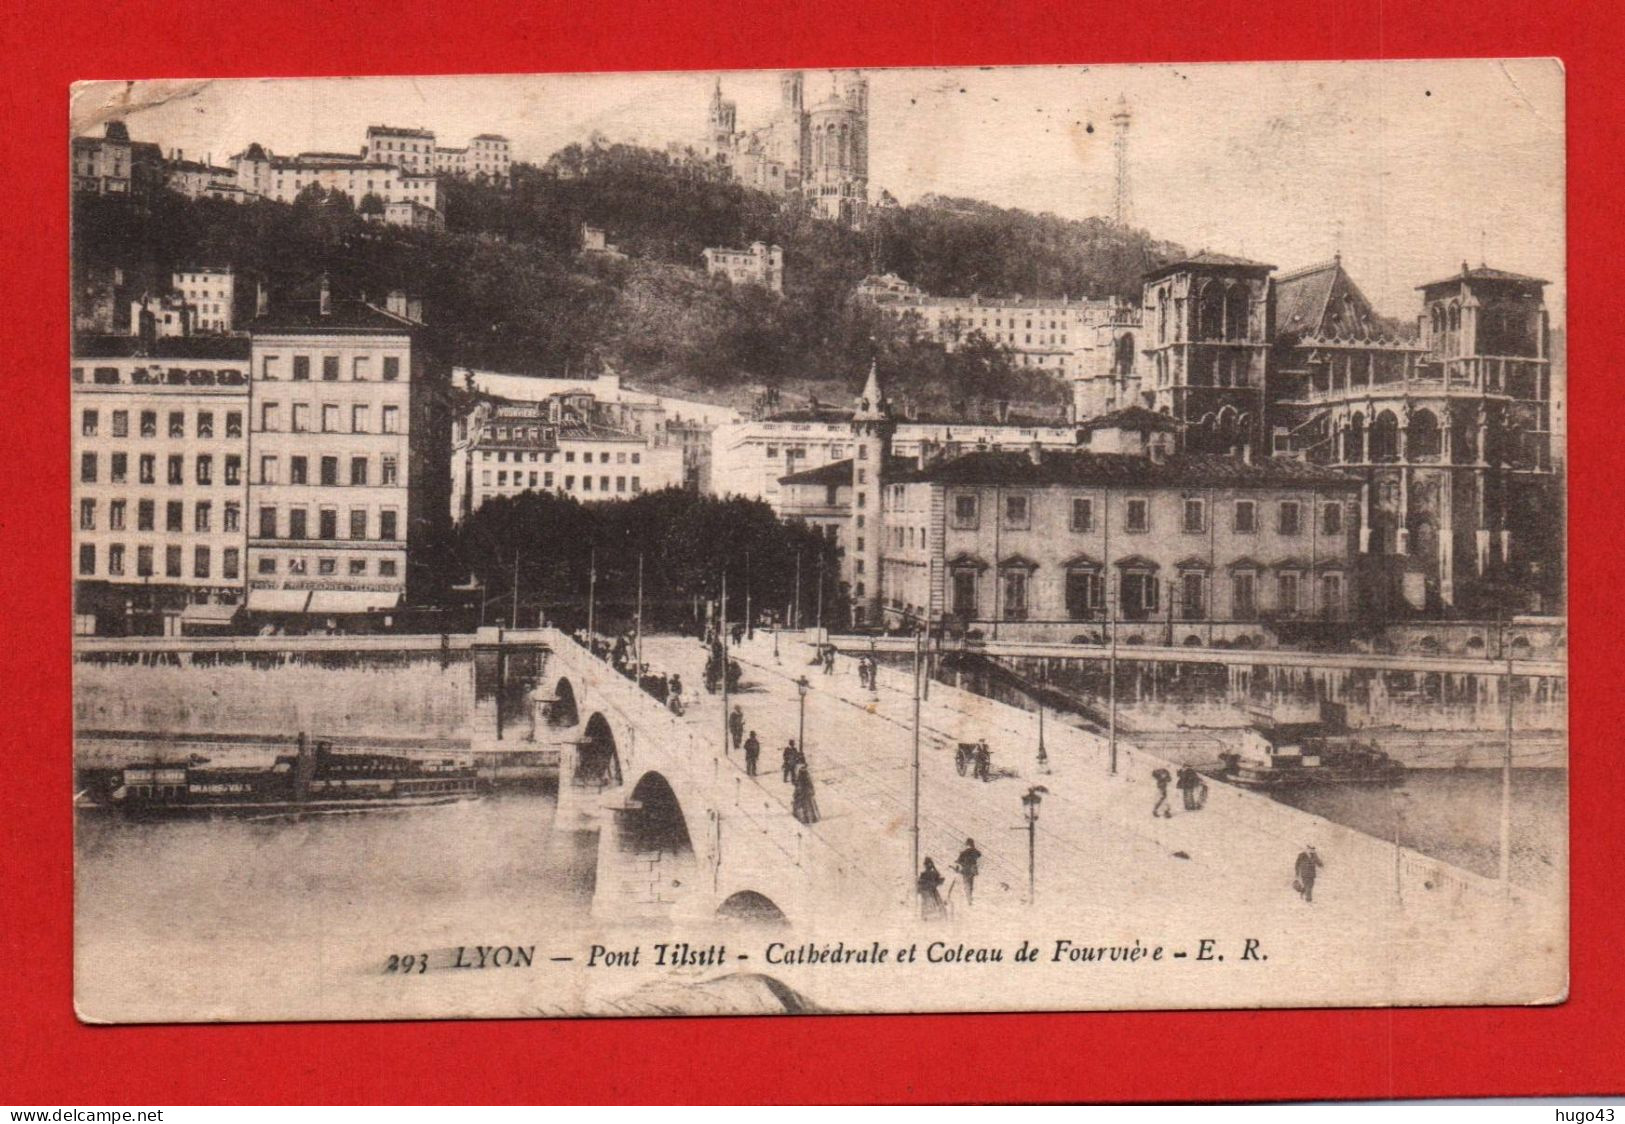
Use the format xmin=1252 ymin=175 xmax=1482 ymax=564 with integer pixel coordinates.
xmin=2 ymin=0 xmax=1621 ymax=1104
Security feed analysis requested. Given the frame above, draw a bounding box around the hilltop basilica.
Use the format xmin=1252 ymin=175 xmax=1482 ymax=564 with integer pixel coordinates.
xmin=701 ymin=70 xmax=870 ymax=227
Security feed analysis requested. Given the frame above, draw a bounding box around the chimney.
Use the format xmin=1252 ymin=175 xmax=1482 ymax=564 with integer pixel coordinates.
xmin=319 ymin=273 xmax=331 ymax=317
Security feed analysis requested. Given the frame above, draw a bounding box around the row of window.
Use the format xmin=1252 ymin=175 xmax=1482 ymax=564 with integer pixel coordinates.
xmin=255 ymin=555 xmax=398 ymax=578
xmin=258 ymin=402 xmax=401 ymax=433
xmin=947 ymin=567 xmax=1344 ymax=622
xmin=481 ymin=471 xmax=643 ymax=495
xmin=482 ymin=448 xmax=641 ymax=465
xmin=81 ymin=452 xmax=241 ymax=486
xmin=80 ymin=498 xmax=241 ymax=533
xmin=81 ymin=409 xmax=242 ymax=440
xmin=254 ymin=506 xmax=398 ymax=542
xmin=258 ymin=355 xmax=402 ymax=382
xmin=79 ymin=543 xmax=239 ymax=581
xmin=948 ymin=493 xmax=1346 ymax=537
xmin=257 ymin=454 xmax=398 ymax=487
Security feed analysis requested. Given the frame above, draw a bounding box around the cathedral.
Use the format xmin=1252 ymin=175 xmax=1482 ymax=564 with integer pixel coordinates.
xmin=702 ymin=70 xmax=870 ymax=227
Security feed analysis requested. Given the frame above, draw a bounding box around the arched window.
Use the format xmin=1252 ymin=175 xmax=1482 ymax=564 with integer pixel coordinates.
xmin=1225 ymin=284 xmax=1250 ymax=341
xmin=1409 ymin=408 xmax=1441 ymax=460
xmin=1115 ymin=333 xmax=1135 ymax=375
xmin=1157 ymin=297 xmax=1168 ymax=343
xmin=1198 ymin=282 xmax=1225 ymax=340
xmin=1370 ymin=410 xmax=1400 ymax=462
xmin=1344 ymin=412 xmax=1366 ymax=463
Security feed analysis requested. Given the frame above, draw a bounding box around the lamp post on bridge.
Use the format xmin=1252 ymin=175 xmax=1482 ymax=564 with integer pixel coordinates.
xmin=1018 ymin=785 xmax=1048 ymax=906
xmin=796 ymin=675 xmax=811 ymax=767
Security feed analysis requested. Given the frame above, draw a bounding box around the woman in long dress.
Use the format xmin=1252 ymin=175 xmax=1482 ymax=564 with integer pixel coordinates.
xmin=917 ymin=858 xmax=946 ymax=920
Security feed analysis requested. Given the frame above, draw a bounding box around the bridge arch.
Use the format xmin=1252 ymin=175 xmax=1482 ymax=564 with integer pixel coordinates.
xmin=576 ymin=711 xmax=622 ymax=789
xmin=625 ymin=770 xmax=696 ymax=857
xmin=717 ymin=890 xmax=789 ymax=926
xmin=547 ymin=677 xmax=580 ymax=728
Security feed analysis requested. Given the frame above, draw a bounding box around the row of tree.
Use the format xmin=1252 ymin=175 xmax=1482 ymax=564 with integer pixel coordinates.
xmin=453 ymin=488 xmax=848 ymax=633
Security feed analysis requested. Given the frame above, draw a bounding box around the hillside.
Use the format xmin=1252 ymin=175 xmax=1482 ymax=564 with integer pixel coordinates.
xmin=72 ymin=141 xmax=1185 ymax=412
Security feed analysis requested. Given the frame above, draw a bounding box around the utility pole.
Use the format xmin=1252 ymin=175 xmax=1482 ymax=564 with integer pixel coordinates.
xmin=794 ymin=552 xmax=802 ymax=630
xmin=721 ymin=568 xmax=730 ymax=756
xmin=911 ymin=627 xmax=923 ymax=888
xmin=815 ymin=554 xmax=825 ymax=639
xmin=1108 ymin=586 xmax=1119 ymax=775
xmin=634 ymin=553 xmax=644 ymax=670
xmin=1500 ymin=645 xmax=1515 ymax=894
xmin=746 ymin=550 xmax=753 ymax=640
xmin=510 ymin=548 xmax=520 ymax=629
xmin=586 ymin=547 xmax=597 ymax=641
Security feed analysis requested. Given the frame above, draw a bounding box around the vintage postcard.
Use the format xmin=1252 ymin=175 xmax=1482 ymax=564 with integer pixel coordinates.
xmin=70 ymin=59 xmax=1566 ymax=1023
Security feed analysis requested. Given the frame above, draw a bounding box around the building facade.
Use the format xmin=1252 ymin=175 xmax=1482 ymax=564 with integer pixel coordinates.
xmin=857 ymin=274 xmax=1140 ymax=386
xmin=1270 ymin=259 xmax=1560 ymax=613
xmin=704 ymin=71 xmax=869 ymax=226
xmin=451 ymin=394 xmax=686 ymax=520
xmin=172 ymin=268 xmax=238 ymax=334
xmin=72 ymin=337 xmax=252 ymax=635
xmin=244 ymin=283 xmax=437 ymax=618
xmin=71 ymin=121 xmax=163 ymax=198
xmin=1140 ymin=252 xmax=1275 ymax=456
xmin=877 ymin=434 xmax=1362 ymax=644
xmin=702 ymin=242 xmax=784 ymax=293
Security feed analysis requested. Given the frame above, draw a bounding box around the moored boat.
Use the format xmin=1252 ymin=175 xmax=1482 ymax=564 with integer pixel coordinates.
xmin=1207 ymin=723 xmax=1406 ymax=791
xmin=76 ymin=736 xmax=480 ymax=817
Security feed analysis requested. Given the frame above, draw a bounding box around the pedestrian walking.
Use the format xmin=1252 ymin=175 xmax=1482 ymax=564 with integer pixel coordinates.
xmin=791 ymin=763 xmax=821 ymax=824
xmin=1177 ymin=765 xmax=1203 ymax=811
xmin=1294 ymin=845 xmax=1324 ymax=903
xmin=669 ymin=673 xmax=683 ymax=701
xmin=782 ymin=739 xmax=800 ymax=783
xmin=744 ymin=731 xmax=761 ymax=776
xmin=729 ymin=705 xmax=745 ymax=751
xmin=954 ymin=838 xmax=983 ymax=906
xmin=1151 ymin=767 xmax=1174 ymax=818
xmin=917 ymin=858 xmax=946 ymax=920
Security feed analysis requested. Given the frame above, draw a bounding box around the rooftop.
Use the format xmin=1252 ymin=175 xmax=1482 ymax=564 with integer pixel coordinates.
xmin=779 ymin=456 xmax=916 ymax=487
xmin=73 ymin=334 xmax=252 ymax=361
xmin=1416 ymin=263 xmax=1550 ymax=290
xmin=1144 ymin=251 xmax=1277 ymax=282
xmin=893 ymin=449 xmax=1361 ymax=491
xmin=1078 ymin=406 xmax=1183 ymax=433
xmin=368 ymin=125 xmax=435 ymax=138
xmin=247 ymin=298 xmax=416 ymax=335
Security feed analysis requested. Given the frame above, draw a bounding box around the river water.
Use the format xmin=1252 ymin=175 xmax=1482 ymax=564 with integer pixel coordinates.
xmin=74 ymin=791 xmax=596 ymax=1022
xmin=1270 ymin=767 xmax=1567 ymax=898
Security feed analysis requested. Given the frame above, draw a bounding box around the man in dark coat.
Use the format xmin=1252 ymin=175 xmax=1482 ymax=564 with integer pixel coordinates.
xmin=1295 ymin=845 xmax=1324 ymax=902
xmin=743 ymin=731 xmax=761 ymax=776
xmin=1152 ymin=767 xmax=1174 ymax=818
xmin=729 ymin=705 xmax=745 ymax=751
xmin=782 ymin=739 xmax=800 ymax=783
xmin=1177 ymin=765 xmax=1203 ymax=811
xmin=954 ymin=838 xmax=983 ymax=906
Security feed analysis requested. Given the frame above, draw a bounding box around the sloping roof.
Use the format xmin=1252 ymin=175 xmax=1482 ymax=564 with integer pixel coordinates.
xmin=1144 ymin=251 xmax=1276 ymax=282
xmin=1274 ymin=257 xmax=1396 ymax=342
xmin=472 ymin=133 xmax=510 ymax=142
xmin=73 ymin=334 xmax=252 ymax=361
xmin=1079 ymin=406 xmax=1182 ymax=433
xmin=779 ymin=456 xmax=913 ymax=487
xmin=247 ymin=298 xmax=415 ymax=335
xmin=1417 ymin=264 xmax=1549 ymax=290
xmin=893 ymin=449 xmax=1362 ymax=491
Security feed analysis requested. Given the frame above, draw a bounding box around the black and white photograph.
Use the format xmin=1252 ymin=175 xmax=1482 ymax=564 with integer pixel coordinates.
xmin=69 ymin=59 xmax=1567 ymax=1023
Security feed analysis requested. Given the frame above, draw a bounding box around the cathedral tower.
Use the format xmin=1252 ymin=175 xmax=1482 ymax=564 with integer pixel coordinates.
xmin=850 ymin=360 xmax=895 ymax=624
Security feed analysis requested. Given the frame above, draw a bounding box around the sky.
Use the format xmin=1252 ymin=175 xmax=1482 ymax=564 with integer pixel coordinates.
xmin=72 ymin=59 xmax=1565 ymax=324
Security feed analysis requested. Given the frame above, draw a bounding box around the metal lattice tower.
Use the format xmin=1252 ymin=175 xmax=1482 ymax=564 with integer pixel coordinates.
xmin=1111 ymin=95 xmax=1132 ymax=228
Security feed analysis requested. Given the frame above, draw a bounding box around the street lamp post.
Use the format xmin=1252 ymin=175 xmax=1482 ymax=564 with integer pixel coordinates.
xmin=1020 ymin=785 xmax=1048 ymax=906
xmin=796 ymin=676 xmax=811 ymax=767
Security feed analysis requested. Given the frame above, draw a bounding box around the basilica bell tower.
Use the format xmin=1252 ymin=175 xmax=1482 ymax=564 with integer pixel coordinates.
xmin=850 ymin=360 xmax=895 ymax=625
